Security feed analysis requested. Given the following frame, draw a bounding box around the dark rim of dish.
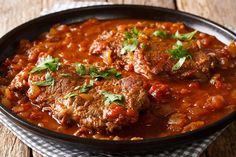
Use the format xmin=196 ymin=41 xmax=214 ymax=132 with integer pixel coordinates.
xmin=0 ymin=4 xmax=236 ymax=145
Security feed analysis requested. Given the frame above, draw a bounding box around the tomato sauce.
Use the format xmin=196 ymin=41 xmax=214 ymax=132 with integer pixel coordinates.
xmin=0 ymin=19 xmax=236 ymax=140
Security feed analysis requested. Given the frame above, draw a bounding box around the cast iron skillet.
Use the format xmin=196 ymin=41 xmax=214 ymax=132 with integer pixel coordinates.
xmin=0 ymin=5 xmax=236 ymax=154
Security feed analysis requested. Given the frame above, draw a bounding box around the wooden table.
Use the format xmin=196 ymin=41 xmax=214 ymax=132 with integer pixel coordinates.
xmin=0 ymin=0 xmax=235 ymax=156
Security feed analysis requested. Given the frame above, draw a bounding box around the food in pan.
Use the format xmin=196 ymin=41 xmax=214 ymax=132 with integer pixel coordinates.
xmin=1 ymin=19 xmax=236 ymax=140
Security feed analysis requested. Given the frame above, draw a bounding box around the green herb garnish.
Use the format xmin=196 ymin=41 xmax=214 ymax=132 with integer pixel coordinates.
xmin=153 ymin=30 xmax=170 ymax=39
xmin=172 ymin=56 xmax=187 ymax=71
xmin=32 ymin=73 xmax=55 ymax=86
xmin=89 ymin=67 xmax=107 ymax=79
xmin=168 ymin=41 xmax=191 ymax=71
xmin=121 ymin=27 xmax=140 ymax=54
xmin=140 ymin=43 xmax=146 ymax=49
xmin=168 ymin=41 xmax=190 ymax=59
xmin=173 ymin=30 xmax=197 ymax=41
xmin=73 ymin=63 xmax=122 ymax=80
xmin=64 ymin=92 xmax=78 ymax=99
xmin=106 ymin=68 xmax=122 ymax=79
xmin=75 ymin=80 xmax=94 ymax=93
xmin=75 ymin=63 xmax=86 ymax=76
xmin=30 ymin=56 xmax=59 ymax=74
xmin=89 ymin=67 xmax=122 ymax=80
xmin=99 ymin=90 xmax=125 ymax=106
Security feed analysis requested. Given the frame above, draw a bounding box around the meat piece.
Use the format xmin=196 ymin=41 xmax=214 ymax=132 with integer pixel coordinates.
xmin=90 ymin=23 xmax=235 ymax=80
xmin=8 ymin=66 xmax=31 ymax=91
xmin=10 ymin=63 xmax=150 ymax=133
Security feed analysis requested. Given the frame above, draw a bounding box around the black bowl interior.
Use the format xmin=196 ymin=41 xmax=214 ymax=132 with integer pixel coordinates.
xmin=0 ymin=5 xmax=236 ymax=154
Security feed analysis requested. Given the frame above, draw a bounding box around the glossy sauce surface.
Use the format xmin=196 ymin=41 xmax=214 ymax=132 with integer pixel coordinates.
xmin=0 ymin=19 xmax=236 ymax=140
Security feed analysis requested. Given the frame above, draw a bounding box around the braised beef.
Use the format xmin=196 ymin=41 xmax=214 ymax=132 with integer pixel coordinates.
xmin=90 ymin=25 xmax=235 ymax=80
xmin=1 ymin=19 xmax=236 ymax=140
xmin=9 ymin=63 xmax=150 ymax=133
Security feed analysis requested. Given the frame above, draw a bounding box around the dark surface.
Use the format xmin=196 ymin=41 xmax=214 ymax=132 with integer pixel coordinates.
xmin=0 ymin=5 xmax=236 ymax=154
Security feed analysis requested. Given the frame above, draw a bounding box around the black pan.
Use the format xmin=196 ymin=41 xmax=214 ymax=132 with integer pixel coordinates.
xmin=0 ymin=5 xmax=236 ymax=154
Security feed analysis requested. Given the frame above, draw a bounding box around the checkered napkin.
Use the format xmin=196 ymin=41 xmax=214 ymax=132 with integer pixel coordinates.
xmin=0 ymin=113 xmax=222 ymax=157
xmin=1 ymin=1 xmax=235 ymax=157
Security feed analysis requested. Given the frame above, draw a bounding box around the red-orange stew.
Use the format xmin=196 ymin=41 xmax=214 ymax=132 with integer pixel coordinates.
xmin=1 ymin=19 xmax=236 ymax=140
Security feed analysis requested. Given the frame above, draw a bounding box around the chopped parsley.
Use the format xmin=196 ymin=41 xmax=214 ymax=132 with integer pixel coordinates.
xmin=89 ymin=66 xmax=107 ymax=79
xmin=168 ymin=41 xmax=192 ymax=71
xmin=64 ymin=92 xmax=78 ymax=99
xmin=32 ymin=73 xmax=55 ymax=86
xmin=74 ymin=63 xmax=122 ymax=80
xmin=99 ymin=90 xmax=125 ymax=106
xmin=89 ymin=67 xmax=122 ymax=80
xmin=168 ymin=41 xmax=190 ymax=59
xmin=173 ymin=30 xmax=197 ymax=41
xmin=121 ymin=27 xmax=141 ymax=55
xmin=75 ymin=63 xmax=86 ymax=76
xmin=140 ymin=43 xmax=146 ymax=49
xmin=106 ymin=68 xmax=122 ymax=79
xmin=30 ymin=55 xmax=59 ymax=74
xmin=153 ymin=30 xmax=170 ymax=39
xmin=74 ymin=80 xmax=94 ymax=93
xmin=171 ymin=56 xmax=187 ymax=71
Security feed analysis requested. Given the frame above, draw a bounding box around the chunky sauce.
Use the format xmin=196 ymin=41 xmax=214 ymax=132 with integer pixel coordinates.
xmin=0 ymin=19 xmax=236 ymax=140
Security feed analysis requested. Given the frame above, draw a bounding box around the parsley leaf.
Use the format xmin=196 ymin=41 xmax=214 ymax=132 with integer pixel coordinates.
xmin=75 ymin=63 xmax=86 ymax=76
xmin=172 ymin=56 xmax=187 ymax=71
xmin=121 ymin=27 xmax=140 ymax=55
xmin=64 ymin=92 xmax=78 ymax=99
xmin=32 ymin=73 xmax=54 ymax=86
xmin=106 ymin=68 xmax=122 ymax=79
xmin=75 ymin=80 xmax=94 ymax=93
xmin=140 ymin=43 xmax=146 ymax=49
xmin=30 ymin=56 xmax=59 ymax=74
xmin=99 ymin=90 xmax=125 ymax=106
xmin=173 ymin=30 xmax=197 ymax=41
xmin=73 ymin=64 xmax=122 ymax=80
xmin=168 ymin=41 xmax=191 ymax=59
xmin=168 ymin=41 xmax=191 ymax=71
xmin=89 ymin=67 xmax=107 ymax=79
xmin=89 ymin=67 xmax=122 ymax=80
xmin=153 ymin=30 xmax=170 ymax=39
xmin=121 ymin=38 xmax=139 ymax=54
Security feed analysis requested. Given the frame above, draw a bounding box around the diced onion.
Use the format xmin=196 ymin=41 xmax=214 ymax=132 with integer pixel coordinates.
xmin=79 ymin=93 xmax=93 ymax=101
xmin=1 ymin=97 xmax=11 ymax=108
xmin=226 ymin=41 xmax=236 ymax=58
xmin=102 ymin=50 xmax=112 ymax=65
xmin=27 ymin=84 xmax=41 ymax=99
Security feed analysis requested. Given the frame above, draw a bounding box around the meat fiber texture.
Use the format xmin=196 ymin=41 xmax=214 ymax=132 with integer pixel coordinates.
xmin=9 ymin=64 xmax=150 ymax=133
xmin=90 ymin=21 xmax=235 ymax=81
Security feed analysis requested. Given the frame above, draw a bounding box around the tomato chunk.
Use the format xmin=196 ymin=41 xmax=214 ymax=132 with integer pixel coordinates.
xmin=149 ymin=83 xmax=171 ymax=103
xmin=210 ymin=74 xmax=225 ymax=89
xmin=106 ymin=103 xmax=126 ymax=119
